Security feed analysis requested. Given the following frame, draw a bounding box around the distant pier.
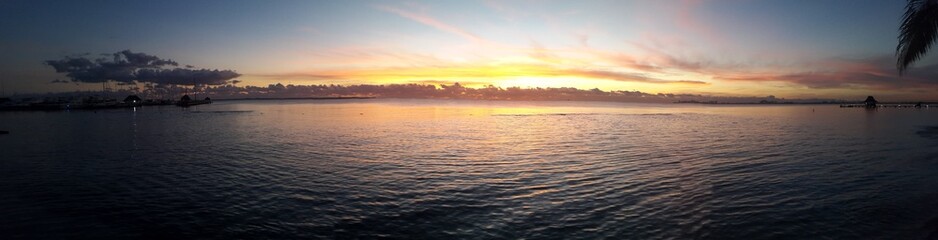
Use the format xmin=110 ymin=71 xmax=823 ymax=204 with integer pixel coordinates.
xmin=839 ymin=103 xmax=931 ymax=108
xmin=839 ymin=96 xmax=931 ymax=109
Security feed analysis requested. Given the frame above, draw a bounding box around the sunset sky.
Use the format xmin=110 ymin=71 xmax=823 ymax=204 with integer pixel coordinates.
xmin=2 ymin=0 xmax=937 ymax=100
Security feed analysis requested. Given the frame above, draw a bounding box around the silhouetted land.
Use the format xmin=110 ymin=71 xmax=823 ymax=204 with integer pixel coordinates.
xmin=219 ymin=97 xmax=376 ymax=101
xmin=6 ymin=83 xmax=840 ymax=104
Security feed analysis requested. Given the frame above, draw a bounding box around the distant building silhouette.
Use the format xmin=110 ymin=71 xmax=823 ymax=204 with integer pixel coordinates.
xmin=123 ymin=95 xmax=142 ymax=103
xmin=864 ymin=96 xmax=878 ymax=108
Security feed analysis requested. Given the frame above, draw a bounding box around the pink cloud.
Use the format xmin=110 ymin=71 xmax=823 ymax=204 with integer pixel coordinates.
xmin=711 ymin=57 xmax=938 ymax=90
xmin=374 ymin=5 xmax=487 ymax=44
xmin=675 ymin=0 xmax=722 ymax=45
xmin=575 ymin=33 xmax=590 ymax=48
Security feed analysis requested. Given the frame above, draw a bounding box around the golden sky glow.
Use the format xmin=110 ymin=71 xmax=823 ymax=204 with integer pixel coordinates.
xmin=6 ymin=0 xmax=938 ymax=101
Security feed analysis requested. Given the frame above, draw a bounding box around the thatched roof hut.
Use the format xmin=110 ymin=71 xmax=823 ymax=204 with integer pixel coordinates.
xmin=864 ymin=96 xmax=878 ymax=108
xmin=123 ymin=95 xmax=142 ymax=103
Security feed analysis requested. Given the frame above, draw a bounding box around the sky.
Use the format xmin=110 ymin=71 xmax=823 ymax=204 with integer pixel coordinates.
xmin=1 ymin=0 xmax=936 ymax=101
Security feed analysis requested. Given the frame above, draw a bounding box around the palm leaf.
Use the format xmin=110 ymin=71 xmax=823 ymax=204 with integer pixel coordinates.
xmin=897 ymin=0 xmax=938 ymax=73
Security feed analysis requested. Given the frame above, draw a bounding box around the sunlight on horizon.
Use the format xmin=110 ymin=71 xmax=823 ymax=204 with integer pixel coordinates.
xmin=6 ymin=1 xmax=938 ymax=239
xmin=4 ymin=0 xmax=938 ymax=101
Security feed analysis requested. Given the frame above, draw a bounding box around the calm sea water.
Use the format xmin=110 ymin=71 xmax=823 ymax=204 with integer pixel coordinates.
xmin=2 ymin=99 xmax=938 ymax=239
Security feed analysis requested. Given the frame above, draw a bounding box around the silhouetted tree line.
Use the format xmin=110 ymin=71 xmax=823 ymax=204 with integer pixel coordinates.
xmin=187 ymin=82 xmax=834 ymax=103
xmin=20 ymin=82 xmax=840 ymax=104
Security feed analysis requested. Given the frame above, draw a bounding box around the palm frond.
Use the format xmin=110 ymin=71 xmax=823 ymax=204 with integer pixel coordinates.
xmin=897 ymin=0 xmax=938 ymax=73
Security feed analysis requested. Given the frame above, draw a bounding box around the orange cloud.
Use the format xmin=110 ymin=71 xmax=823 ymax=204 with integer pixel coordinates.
xmin=254 ymin=63 xmax=708 ymax=85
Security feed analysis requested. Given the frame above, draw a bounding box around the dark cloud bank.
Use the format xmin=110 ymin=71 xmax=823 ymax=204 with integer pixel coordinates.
xmin=45 ymin=50 xmax=240 ymax=85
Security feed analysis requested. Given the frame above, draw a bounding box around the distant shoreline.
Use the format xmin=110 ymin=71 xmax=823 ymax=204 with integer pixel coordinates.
xmin=216 ymin=97 xmax=376 ymax=101
xmin=675 ymin=101 xmax=938 ymax=105
xmin=674 ymin=102 xmax=839 ymax=105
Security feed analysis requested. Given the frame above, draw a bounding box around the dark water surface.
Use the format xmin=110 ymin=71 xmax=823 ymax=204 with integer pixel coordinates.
xmin=2 ymin=99 xmax=938 ymax=239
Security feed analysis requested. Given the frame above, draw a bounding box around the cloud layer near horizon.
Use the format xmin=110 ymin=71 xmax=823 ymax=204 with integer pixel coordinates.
xmin=711 ymin=56 xmax=938 ymax=90
xmin=257 ymin=63 xmax=708 ymax=86
xmin=9 ymin=1 xmax=938 ymax=99
xmin=245 ymin=1 xmax=938 ymax=99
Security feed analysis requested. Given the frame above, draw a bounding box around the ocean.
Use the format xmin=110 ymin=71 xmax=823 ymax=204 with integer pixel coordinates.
xmin=2 ymin=99 xmax=938 ymax=239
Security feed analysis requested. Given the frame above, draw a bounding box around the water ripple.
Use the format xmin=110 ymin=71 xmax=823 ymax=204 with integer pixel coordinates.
xmin=2 ymin=101 xmax=938 ymax=239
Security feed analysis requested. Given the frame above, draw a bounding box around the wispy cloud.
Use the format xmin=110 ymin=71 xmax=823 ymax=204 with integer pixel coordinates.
xmin=675 ymin=0 xmax=722 ymax=46
xmin=374 ymin=5 xmax=487 ymax=44
xmin=558 ymin=68 xmax=707 ymax=85
xmin=711 ymin=56 xmax=938 ymax=90
xmin=407 ymin=79 xmax=491 ymax=86
xmin=306 ymin=47 xmax=446 ymax=67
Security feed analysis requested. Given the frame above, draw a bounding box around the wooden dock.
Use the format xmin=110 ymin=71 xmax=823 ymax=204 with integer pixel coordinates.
xmin=840 ymin=104 xmax=931 ymax=108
